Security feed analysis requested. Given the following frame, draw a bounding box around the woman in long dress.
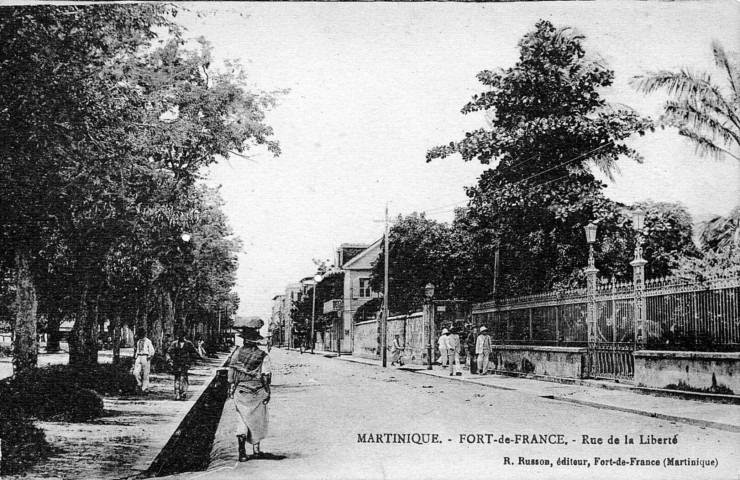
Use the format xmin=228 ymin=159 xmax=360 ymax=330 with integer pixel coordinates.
xmin=228 ymin=320 xmax=272 ymax=461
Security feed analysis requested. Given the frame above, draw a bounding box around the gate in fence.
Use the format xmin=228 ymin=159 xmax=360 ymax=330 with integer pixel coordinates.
xmin=588 ymin=281 xmax=636 ymax=380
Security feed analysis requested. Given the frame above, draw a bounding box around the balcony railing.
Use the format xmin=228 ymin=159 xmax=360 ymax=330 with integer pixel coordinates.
xmin=323 ymin=299 xmax=343 ymax=314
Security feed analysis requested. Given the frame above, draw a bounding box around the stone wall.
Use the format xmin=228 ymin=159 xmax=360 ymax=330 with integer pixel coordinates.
xmin=634 ymin=351 xmax=740 ymax=394
xmin=489 ymin=345 xmax=589 ymax=378
xmin=353 ymin=320 xmax=379 ymax=359
xmin=353 ymin=313 xmax=427 ymax=363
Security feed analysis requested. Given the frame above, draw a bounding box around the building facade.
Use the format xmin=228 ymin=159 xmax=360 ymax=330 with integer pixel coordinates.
xmin=270 ymin=294 xmax=285 ymax=345
xmin=281 ymin=282 xmax=302 ymax=348
xmin=338 ymin=239 xmax=382 ymax=353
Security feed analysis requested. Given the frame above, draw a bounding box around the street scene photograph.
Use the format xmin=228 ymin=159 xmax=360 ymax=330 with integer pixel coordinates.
xmin=1 ymin=1 xmax=739 ymax=479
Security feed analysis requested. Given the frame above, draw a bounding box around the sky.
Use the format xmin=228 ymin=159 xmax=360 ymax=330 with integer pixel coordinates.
xmin=174 ymin=1 xmax=740 ymax=320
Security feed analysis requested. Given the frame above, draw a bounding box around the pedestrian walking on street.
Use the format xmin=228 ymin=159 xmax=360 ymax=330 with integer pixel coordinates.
xmin=437 ymin=328 xmax=450 ymax=367
xmin=465 ymin=325 xmax=478 ymax=374
xmin=391 ymin=333 xmax=404 ymax=366
xmin=475 ymin=326 xmax=492 ymax=375
xmin=228 ymin=318 xmax=272 ymax=462
xmin=292 ymin=325 xmax=304 ymax=354
xmin=447 ymin=327 xmax=462 ymax=376
xmin=133 ymin=328 xmax=155 ymax=393
xmin=196 ymin=336 xmax=207 ymax=357
xmin=166 ymin=328 xmax=201 ymax=400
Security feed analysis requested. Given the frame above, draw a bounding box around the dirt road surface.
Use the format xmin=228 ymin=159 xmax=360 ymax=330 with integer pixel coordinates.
xmin=188 ymin=348 xmax=739 ymax=480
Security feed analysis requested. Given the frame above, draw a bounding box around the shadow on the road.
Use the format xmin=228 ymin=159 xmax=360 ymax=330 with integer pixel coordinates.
xmin=249 ymin=453 xmax=288 ymax=461
xmin=142 ymin=367 xmax=230 ymax=477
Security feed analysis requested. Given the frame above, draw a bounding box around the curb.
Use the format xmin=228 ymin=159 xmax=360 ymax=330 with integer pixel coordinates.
xmin=140 ymin=353 xmax=233 ymax=478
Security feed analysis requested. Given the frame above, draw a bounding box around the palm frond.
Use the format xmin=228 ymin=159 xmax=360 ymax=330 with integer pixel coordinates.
xmin=632 ymin=70 xmax=738 ymax=129
xmin=663 ymin=99 xmax=740 ymax=146
xmin=678 ymin=127 xmax=740 ymax=161
xmin=711 ymin=41 xmax=740 ymax=99
xmin=632 ymin=69 xmax=712 ymax=99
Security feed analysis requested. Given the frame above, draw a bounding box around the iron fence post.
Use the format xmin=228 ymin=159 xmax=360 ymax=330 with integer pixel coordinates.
xmin=631 ymin=240 xmax=647 ymax=351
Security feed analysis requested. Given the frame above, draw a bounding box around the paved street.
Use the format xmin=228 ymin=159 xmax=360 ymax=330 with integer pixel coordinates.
xmin=188 ymin=348 xmax=740 ymax=480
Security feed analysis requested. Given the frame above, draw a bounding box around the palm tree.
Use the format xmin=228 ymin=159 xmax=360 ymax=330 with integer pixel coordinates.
xmin=632 ymin=41 xmax=740 ymax=162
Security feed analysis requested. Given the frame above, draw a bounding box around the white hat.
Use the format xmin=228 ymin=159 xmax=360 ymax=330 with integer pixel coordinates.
xmin=441 ymin=328 xmax=449 ymax=334
xmin=480 ymin=326 xmax=488 ymax=332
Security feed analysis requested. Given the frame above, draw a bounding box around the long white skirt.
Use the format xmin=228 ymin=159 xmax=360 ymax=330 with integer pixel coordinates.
xmin=231 ymin=382 xmax=269 ymax=444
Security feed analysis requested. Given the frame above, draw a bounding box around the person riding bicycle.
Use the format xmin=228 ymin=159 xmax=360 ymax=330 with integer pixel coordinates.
xmin=166 ymin=328 xmax=201 ymax=400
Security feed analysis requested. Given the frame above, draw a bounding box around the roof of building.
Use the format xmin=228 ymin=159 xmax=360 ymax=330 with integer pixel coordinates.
xmin=342 ymin=237 xmax=383 ymax=270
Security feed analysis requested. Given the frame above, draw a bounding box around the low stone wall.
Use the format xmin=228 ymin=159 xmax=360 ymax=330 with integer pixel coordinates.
xmin=634 ymin=350 xmax=740 ymax=395
xmin=352 ymin=314 xmax=427 ymax=363
xmin=353 ymin=320 xmax=380 ymax=359
xmin=490 ymin=345 xmax=588 ymax=379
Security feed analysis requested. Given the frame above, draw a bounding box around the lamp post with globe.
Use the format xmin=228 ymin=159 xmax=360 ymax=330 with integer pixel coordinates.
xmin=584 ymin=223 xmax=598 ymax=346
xmin=310 ymin=273 xmax=323 ymax=354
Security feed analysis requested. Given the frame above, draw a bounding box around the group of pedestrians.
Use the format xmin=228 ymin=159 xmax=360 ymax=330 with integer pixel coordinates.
xmin=131 ymin=327 xmax=203 ymax=400
xmin=437 ymin=327 xmax=463 ymax=376
xmin=132 ymin=321 xmax=274 ymax=462
xmin=388 ymin=323 xmax=494 ymax=375
xmin=438 ymin=325 xmax=493 ymax=375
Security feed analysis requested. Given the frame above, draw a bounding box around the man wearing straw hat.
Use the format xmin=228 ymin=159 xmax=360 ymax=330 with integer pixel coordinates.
xmin=228 ymin=317 xmax=272 ymax=462
xmin=475 ymin=326 xmax=492 ymax=375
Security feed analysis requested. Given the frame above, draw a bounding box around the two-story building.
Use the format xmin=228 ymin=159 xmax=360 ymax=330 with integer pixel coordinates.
xmin=335 ymin=239 xmax=382 ymax=353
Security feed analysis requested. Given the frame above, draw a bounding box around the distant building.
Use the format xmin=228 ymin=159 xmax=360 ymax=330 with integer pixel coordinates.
xmin=282 ymin=282 xmax=302 ymax=348
xmin=271 ymin=294 xmax=285 ymax=345
xmin=338 ymin=239 xmax=382 ymax=353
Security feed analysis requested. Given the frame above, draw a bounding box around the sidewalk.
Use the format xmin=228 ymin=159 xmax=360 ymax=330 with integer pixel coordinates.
xmin=334 ymin=353 xmax=740 ymax=433
xmin=3 ymin=351 xmax=231 ymax=479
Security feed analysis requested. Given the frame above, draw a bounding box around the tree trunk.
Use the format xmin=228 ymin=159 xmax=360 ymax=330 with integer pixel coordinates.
xmin=46 ymin=310 xmax=62 ymax=353
xmin=68 ymin=279 xmax=99 ymax=367
xmin=149 ymin=292 xmax=164 ymax=356
xmin=162 ymin=290 xmax=175 ymax=346
xmin=136 ymin=284 xmax=149 ymax=334
xmin=112 ymin=312 xmax=122 ymax=364
xmin=13 ymin=247 xmax=38 ymax=375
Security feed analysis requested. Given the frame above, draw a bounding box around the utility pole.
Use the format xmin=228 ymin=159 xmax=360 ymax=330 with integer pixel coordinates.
xmin=382 ymin=203 xmax=390 ymax=368
xmin=492 ymin=245 xmax=500 ymax=298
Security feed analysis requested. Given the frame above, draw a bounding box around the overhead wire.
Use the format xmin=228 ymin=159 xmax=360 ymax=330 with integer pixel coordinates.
xmin=416 ymin=141 xmax=617 ymax=217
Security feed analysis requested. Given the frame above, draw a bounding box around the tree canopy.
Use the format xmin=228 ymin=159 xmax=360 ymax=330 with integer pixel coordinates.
xmin=0 ymin=5 xmax=279 ymax=372
xmin=427 ymin=20 xmax=656 ymax=297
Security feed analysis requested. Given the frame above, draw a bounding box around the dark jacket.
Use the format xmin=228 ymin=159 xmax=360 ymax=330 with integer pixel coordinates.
xmin=167 ymin=339 xmax=199 ymax=370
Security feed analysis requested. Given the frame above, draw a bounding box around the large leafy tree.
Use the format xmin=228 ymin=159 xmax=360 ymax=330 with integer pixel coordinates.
xmin=0 ymin=4 xmax=177 ymax=372
xmin=675 ymin=205 xmax=740 ymax=280
xmin=700 ymin=205 xmax=740 ymax=253
xmin=370 ymin=213 xmax=465 ymax=315
xmin=632 ymin=41 xmax=740 ymax=162
xmin=427 ymin=20 xmax=653 ymax=297
xmin=1 ymin=5 xmax=279 ymax=371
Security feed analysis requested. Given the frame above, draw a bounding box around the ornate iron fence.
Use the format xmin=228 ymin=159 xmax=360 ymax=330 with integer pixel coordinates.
xmin=472 ymin=274 xmax=740 ymax=352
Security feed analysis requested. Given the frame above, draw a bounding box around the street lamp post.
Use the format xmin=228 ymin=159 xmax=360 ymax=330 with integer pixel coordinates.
xmin=424 ymin=283 xmax=435 ymax=370
xmin=584 ymin=223 xmax=599 ymax=347
xmin=310 ymin=273 xmax=323 ymax=354
xmin=630 ymin=209 xmax=647 ymax=349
